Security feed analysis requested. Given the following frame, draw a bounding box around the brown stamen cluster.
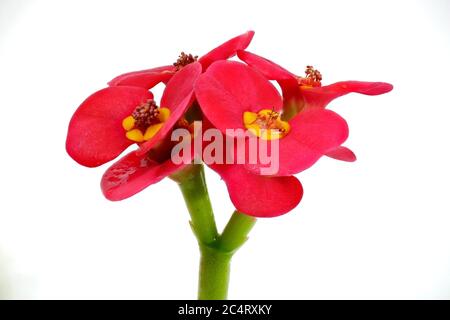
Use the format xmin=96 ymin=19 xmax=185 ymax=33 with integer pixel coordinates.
xmin=305 ymin=65 xmax=322 ymax=84
xmin=173 ymin=52 xmax=198 ymax=70
xmin=132 ymin=99 xmax=160 ymax=131
xmin=256 ymin=110 xmax=286 ymax=132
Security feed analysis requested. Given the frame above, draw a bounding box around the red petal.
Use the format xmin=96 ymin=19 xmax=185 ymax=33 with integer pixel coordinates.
xmin=237 ymin=50 xmax=302 ymax=110
xmin=325 ymin=146 xmax=357 ymax=162
xmin=195 ymin=60 xmax=282 ymax=134
xmin=210 ymin=163 xmax=303 ymax=217
xmin=301 ymin=81 xmax=394 ymax=109
xmin=66 ymin=86 xmax=153 ymax=167
xmin=245 ymin=109 xmax=349 ymax=176
xmin=137 ymin=62 xmax=202 ymax=156
xmin=202 ymin=120 xmax=302 ymax=217
xmin=108 ymin=65 xmax=176 ymax=89
xmin=237 ymin=50 xmax=296 ymax=80
xmin=198 ymin=31 xmax=255 ymax=70
xmin=101 ymin=150 xmax=188 ymax=201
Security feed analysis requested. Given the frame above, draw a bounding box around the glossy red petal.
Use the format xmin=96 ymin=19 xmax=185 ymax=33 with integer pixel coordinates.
xmin=195 ymin=60 xmax=282 ymax=134
xmin=101 ymin=150 xmax=188 ymax=201
xmin=66 ymin=86 xmax=153 ymax=167
xmin=202 ymin=119 xmax=302 ymax=217
xmin=198 ymin=31 xmax=255 ymax=70
xmin=301 ymin=81 xmax=394 ymax=109
xmin=245 ymin=109 xmax=349 ymax=176
xmin=325 ymin=146 xmax=357 ymax=162
xmin=108 ymin=65 xmax=176 ymax=89
xmin=237 ymin=50 xmax=296 ymax=80
xmin=210 ymin=163 xmax=303 ymax=218
xmin=237 ymin=50 xmax=302 ymax=110
xmin=137 ymin=62 xmax=202 ymax=156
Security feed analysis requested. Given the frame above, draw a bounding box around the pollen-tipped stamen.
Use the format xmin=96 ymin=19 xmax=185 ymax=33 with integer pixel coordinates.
xmin=298 ymin=65 xmax=322 ymax=87
xmin=243 ymin=109 xmax=290 ymax=140
xmin=122 ymin=100 xmax=171 ymax=143
xmin=132 ymin=99 xmax=160 ymax=131
xmin=173 ymin=52 xmax=198 ymax=71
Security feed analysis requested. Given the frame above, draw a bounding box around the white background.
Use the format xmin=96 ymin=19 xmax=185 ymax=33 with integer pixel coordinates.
xmin=0 ymin=0 xmax=449 ymax=299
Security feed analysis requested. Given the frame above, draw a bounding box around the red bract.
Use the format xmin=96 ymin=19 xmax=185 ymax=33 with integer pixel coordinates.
xmin=195 ymin=61 xmax=349 ymax=177
xmin=219 ymin=168 xmax=303 ymax=217
xmin=66 ymin=86 xmax=153 ymax=167
xmin=205 ymin=128 xmax=304 ymax=218
xmin=212 ymin=163 xmax=303 ymax=218
xmin=108 ymin=31 xmax=255 ymax=90
xmin=101 ymin=149 xmax=191 ymax=201
xmin=66 ymin=62 xmax=202 ymax=200
xmin=237 ymin=50 xmax=393 ymax=162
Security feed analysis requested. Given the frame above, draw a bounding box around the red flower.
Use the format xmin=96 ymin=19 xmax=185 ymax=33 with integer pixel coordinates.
xmin=66 ymin=62 xmax=202 ymax=200
xmin=237 ymin=50 xmax=393 ymax=162
xmin=195 ymin=60 xmax=349 ymax=177
xmin=108 ymin=31 xmax=255 ymax=90
xmin=192 ymin=61 xmax=348 ymax=216
xmin=66 ymin=31 xmax=257 ymax=202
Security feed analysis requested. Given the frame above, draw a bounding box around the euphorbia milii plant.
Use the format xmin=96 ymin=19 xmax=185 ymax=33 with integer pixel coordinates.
xmin=65 ymin=31 xmax=393 ymax=299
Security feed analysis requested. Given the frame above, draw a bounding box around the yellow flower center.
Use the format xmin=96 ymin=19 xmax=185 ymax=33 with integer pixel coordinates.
xmin=122 ymin=99 xmax=171 ymax=143
xmin=243 ymin=109 xmax=290 ymax=140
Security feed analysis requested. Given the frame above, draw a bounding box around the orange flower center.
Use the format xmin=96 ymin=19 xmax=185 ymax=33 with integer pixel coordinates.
xmin=243 ymin=109 xmax=290 ymax=140
xmin=122 ymin=99 xmax=171 ymax=143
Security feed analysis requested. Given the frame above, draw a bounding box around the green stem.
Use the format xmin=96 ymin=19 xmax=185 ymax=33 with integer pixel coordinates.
xmin=197 ymin=245 xmax=232 ymax=300
xmin=218 ymin=211 xmax=257 ymax=253
xmin=173 ymin=164 xmax=218 ymax=245
xmin=174 ymin=165 xmax=257 ymax=300
xmin=198 ymin=211 xmax=256 ymax=300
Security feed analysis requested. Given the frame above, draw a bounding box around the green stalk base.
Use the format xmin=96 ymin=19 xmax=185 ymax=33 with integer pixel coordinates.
xmin=173 ymin=164 xmax=256 ymax=300
xmin=198 ymin=245 xmax=232 ymax=300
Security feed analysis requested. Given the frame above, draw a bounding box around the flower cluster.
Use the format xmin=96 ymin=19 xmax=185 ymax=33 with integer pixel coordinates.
xmin=66 ymin=31 xmax=392 ymax=217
